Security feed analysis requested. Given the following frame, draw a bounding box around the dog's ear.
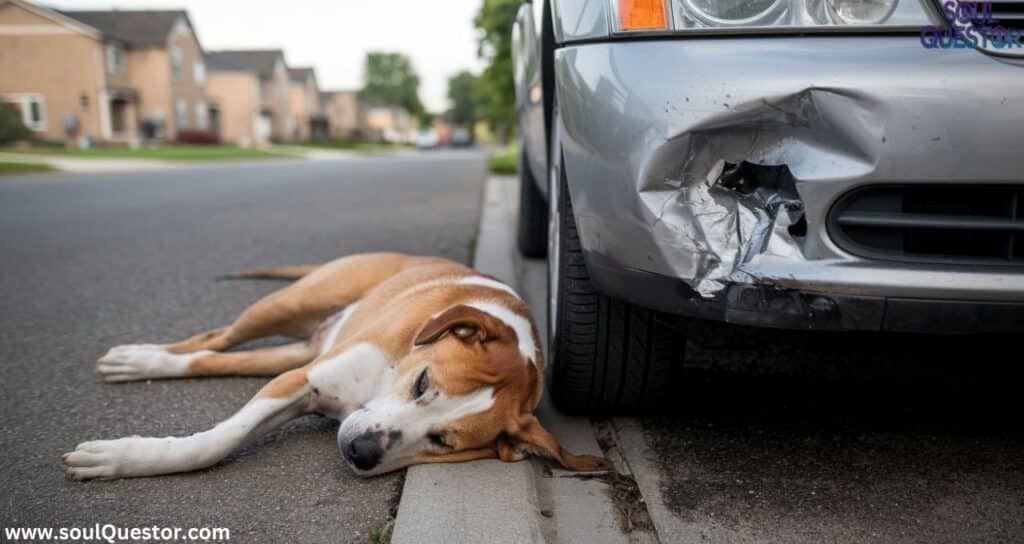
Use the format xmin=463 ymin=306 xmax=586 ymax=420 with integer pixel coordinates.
xmin=414 ymin=305 xmax=512 ymax=346
xmin=496 ymin=414 xmax=612 ymax=472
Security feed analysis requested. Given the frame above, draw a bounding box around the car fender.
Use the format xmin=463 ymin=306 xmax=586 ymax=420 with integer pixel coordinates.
xmin=513 ymin=1 xmax=548 ymax=189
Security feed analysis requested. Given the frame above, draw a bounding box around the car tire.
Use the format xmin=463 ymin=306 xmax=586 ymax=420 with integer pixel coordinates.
xmin=547 ymin=109 xmax=688 ymax=416
xmin=516 ymin=147 xmax=548 ymax=258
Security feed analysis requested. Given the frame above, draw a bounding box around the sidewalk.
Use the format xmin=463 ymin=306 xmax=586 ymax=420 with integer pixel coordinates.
xmin=0 ymin=146 xmax=350 ymax=175
xmin=0 ymin=151 xmax=171 ymax=173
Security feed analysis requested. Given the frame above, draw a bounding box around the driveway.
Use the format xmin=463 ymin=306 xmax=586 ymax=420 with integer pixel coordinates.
xmin=0 ymin=151 xmax=486 ymax=542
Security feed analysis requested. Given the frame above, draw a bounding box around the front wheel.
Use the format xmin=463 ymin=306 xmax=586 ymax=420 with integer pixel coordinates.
xmin=546 ymin=108 xmax=688 ymax=416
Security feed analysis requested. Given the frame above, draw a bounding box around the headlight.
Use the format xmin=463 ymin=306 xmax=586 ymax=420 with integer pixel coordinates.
xmin=825 ymin=0 xmax=899 ymax=24
xmin=612 ymin=0 xmax=935 ymax=33
xmin=684 ymin=0 xmax=786 ymax=26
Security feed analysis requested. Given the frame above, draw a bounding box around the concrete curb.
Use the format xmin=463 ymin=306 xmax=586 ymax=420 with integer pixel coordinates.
xmin=392 ymin=176 xmax=545 ymax=544
xmin=391 ymin=177 xmax=637 ymax=544
xmin=613 ymin=419 xmax=697 ymax=543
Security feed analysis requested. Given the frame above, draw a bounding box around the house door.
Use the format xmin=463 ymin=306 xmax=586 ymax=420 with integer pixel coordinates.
xmin=110 ymin=99 xmax=129 ymax=135
xmin=256 ymin=113 xmax=271 ymax=143
xmin=208 ymin=105 xmax=221 ymax=136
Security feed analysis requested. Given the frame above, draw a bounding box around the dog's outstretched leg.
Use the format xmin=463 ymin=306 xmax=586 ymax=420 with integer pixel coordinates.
xmin=101 ymin=253 xmax=420 ymax=364
xmin=97 ymin=342 xmax=316 ymax=382
xmin=64 ymin=368 xmax=312 ymax=480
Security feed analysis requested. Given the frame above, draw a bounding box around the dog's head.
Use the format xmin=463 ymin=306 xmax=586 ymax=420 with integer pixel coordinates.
xmin=336 ymin=303 xmax=610 ymax=476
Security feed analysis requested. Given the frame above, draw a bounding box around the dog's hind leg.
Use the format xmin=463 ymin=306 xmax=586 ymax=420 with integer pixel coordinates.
xmin=97 ymin=341 xmax=317 ymax=382
xmin=120 ymin=253 xmax=418 ymax=357
xmin=64 ymin=368 xmax=314 ymax=480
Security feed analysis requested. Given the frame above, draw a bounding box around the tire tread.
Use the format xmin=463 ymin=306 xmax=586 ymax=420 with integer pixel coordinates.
xmin=549 ymin=159 xmax=688 ymax=415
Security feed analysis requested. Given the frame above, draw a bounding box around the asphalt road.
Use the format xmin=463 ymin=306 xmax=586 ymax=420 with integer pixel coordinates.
xmin=0 ymin=151 xmax=486 ymax=542
xmin=641 ymin=323 xmax=1024 ymax=543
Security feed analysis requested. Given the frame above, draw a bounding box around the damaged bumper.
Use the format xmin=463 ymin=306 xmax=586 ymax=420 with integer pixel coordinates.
xmin=555 ymin=37 xmax=1024 ymax=332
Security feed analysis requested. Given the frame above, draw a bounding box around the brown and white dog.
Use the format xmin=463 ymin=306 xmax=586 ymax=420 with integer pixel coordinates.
xmin=62 ymin=253 xmax=609 ymax=480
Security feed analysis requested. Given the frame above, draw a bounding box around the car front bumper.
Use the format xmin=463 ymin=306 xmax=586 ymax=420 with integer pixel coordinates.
xmin=554 ymin=37 xmax=1024 ymax=332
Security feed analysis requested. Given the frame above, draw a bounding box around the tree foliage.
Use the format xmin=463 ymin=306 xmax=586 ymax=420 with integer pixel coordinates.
xmin=358 ymin=52 xmax=425 ymax=118
xmin=473 ymin=0 xmax=519 ymax=139
xmin=0 ymin=103 xmax=30 ymax=144
xmin=446 ymin=70 xmax=478 ymax=127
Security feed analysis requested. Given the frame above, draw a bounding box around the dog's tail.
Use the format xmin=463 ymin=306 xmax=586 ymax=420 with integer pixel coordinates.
xmin=218 ymin=264 xmax=320 ymax=281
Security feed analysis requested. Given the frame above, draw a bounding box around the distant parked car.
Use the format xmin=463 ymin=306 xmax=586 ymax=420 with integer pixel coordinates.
xmin=450 ymin=128 xmax=473 ymax=147
xmin=513 ymin=0 xmax=1024 ymax=415
xmin=416 ymin=130 xmax=440 ymax=150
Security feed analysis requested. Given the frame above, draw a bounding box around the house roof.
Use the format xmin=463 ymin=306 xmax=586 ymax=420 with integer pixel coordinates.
xmin=57 ymin=10 xmax=191 ymax=46
xmin=321 ymin=90 xmax=356 ymax=101
xmin=288 ymin=67 xmax=315 ymax=83
xmin=206 ymin=50 xmax=285 ymax=79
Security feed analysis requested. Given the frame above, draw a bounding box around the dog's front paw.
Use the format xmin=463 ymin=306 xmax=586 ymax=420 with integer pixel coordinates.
xmin=62 ymin=437 xmax=142 ymax=480
xmin=97 ymin=345 xmax=208 ymax=382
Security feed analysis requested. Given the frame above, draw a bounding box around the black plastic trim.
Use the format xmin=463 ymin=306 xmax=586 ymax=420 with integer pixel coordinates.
xmin=583 ymin=251 xmax=1024 ymax=334
xmin=828 ymin=184 xmax=1024 ymax=267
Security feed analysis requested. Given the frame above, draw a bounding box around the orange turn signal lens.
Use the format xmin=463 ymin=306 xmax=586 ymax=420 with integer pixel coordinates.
xmin=617 ymin=0 xmax=668 ymax=31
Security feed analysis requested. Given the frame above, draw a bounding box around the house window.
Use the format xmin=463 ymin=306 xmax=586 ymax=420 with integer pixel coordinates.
xmin=3 ymin=94 xmax=46 ymax=131
xmin=195 ymin=102 xmax=208 ymax=130
xmin=193 ymin=60 xmax=205 ymax=85
xmin=171 ymin=48 xmax=183 ymax=81
xmin=106 ymin=43 xmax=123 ymax=74
xmin=175 ymin=99 xmax=188 ymax=129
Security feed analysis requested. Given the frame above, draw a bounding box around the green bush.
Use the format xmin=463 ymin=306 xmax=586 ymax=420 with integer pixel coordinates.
xmin=0 ymin=103 xmax=30 ymax=144
xmin=489 ymin=144 xmax=518 ymax=174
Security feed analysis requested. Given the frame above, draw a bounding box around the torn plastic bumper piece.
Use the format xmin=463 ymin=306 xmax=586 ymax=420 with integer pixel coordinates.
xmin=646 ymin=158 xmax=808 ymax=298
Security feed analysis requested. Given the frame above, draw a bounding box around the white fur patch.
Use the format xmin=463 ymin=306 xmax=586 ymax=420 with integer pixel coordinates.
xmin=319 ymin=302 xmax=360 ymax=355
xmin=308 ymin=342 xmax=394 ymax=419
xmin=397 ymin=274 xmax=520 ymax=302
xmin=338 ymin=385 xmax=496 ymax=474
xmin=466 ymin=300 xmax=537 ymax=362
xmin=455 ymin=276 xmax=521 ymax=299
xmin=97 ymin=344 xmax=212 ymax=382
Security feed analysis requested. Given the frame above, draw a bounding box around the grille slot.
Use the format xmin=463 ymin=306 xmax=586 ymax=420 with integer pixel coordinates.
xmin=973 ymin=0 xmax=1024 ymax=49
xmin=827 ymin=185 xmax=1024 ymax=265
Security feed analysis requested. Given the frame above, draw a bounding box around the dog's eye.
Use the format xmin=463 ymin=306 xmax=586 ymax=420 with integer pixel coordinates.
xmin=452 ymin=325 xmax=476 ymax=340
xmin=412 ymin=368 xmax=429 ymax=399
xmin=427 ymin=433 xmax=449 ymax=449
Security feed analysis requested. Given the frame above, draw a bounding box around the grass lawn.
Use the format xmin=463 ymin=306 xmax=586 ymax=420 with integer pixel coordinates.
xmin=0 ymin=161 xmax=56 ymax=175
xmin=490 ymin=144 xmax=518 ymax=175
xmin=290 ymin=140 xmax=412 ymax=154
xmin=7 ymin=145 xmax=295 ymax=161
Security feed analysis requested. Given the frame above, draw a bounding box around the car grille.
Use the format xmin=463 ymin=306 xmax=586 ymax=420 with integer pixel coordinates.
xmin=977 ymin=0 xmax=1024 ymax=48
xmin=828 ymin=184 xmax=1024 ymax=266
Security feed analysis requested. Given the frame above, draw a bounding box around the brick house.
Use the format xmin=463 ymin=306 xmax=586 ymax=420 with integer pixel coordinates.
xmin=288 ymin=67 xmax=328 ymax=141
xmin=205 ymin=50 xmax=294 ymax=144
xmin=0 ymin=0 xmax=209 ymax=144
xmin=320 ymin=90 xmax=360 ymax=140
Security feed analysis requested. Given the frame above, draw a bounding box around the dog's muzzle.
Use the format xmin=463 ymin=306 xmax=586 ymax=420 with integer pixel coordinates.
xmin=340 ymin=432 xmax=384 ymax=471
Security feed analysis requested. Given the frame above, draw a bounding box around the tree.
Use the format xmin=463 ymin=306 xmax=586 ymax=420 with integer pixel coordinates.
xmin=0 ymin=103 xmax=30 ymax=144
xmin=447 ymin=71 xmax=478 ymax=127
xmin=473 ymin=0 xmax=519 ymax=140
xmin=358 ymin=52 xmax=425 ymax=119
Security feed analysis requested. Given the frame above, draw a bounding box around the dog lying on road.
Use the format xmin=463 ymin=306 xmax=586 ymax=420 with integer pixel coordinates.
xmin=63 ymin=253 xmax=609 ymax=480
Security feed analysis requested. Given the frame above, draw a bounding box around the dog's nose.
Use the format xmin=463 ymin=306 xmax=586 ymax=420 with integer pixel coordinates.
xmin=343 ymin=433 xmax=383 ymax=471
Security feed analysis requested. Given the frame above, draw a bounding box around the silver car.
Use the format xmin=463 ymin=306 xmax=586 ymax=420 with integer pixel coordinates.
xmin=512 ymin=0 xmax=1024 ymax=415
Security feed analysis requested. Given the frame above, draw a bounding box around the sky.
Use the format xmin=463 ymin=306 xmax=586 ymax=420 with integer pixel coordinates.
xmin=43 ymin=0 xmax=486 ymax=112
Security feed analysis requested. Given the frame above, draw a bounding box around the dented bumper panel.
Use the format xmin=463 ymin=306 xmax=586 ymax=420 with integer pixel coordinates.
xmin=555 ymin=37 xmax=1024 ymax=312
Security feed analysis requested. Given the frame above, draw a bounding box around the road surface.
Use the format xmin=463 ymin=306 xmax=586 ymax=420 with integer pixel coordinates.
xmin=0 ymin=151 xmax=486 ymax=542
